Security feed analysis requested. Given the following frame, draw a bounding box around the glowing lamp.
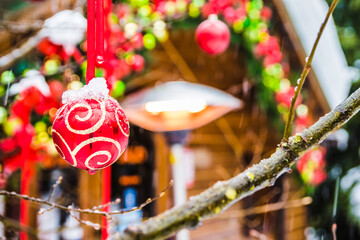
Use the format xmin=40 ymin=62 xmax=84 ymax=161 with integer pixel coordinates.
xmin=145 ymin=99 xmax=207 ymax=114
xmin=121 ymin=81 xmax=242 ymax=132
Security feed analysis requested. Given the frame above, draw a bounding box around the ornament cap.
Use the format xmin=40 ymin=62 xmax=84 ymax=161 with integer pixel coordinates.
xmin=208 ymin=14 xmax=218 ymax=21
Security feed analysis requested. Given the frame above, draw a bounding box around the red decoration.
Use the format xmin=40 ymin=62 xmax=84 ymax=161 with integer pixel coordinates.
xmin=223 ymin=6 xmax=237 ymax=24
xmin=52 ymin=96 xmax=129 ymax=174
xmin=51 ymin=0 xmax=131 ymax=174
xmin=37 ymin=38 xmax=69 ymax=62
xmin=130 ymin=33 xmax=144 ymax=49
xmin=37 ymin=38 xmax=59 ymax=56
xmin=129 ymin=54 xmax=145 ymax=72
xmin=297 ymin=146 xmax=327 ymax=186
xmin=195 ymin=15 xmax=230 ymax=56
xmin=111 ymin=59 xmax=132 ymax=79
xmin=261 ymin=6 xmax=272 ymax=21
xmin=49 ymin=80 xmax=66 ymax=102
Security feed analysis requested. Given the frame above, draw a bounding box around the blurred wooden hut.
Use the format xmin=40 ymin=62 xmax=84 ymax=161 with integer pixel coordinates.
xmin=0 ymin=0 xmax=353 ymax=239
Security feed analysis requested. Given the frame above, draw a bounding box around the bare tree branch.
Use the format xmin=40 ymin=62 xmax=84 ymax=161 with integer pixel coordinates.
xmin=0 ymin=180 xmax=173 ymax=217
xmin=114 ymin=86 xmax=360 ymax=240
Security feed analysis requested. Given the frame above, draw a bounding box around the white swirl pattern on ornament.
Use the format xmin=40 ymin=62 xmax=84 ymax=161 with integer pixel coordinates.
xmin=115 ymin=108 xmax=130 ymax=137
xmin=53 ymin=105 xmax=66 ymax=123
xmin=52 ymin=129 xmax=122 ymax=169
xmin=54 ymin=144 xmax=65 ymax=158
xmin=85 ymin=151 xmax=111 ymax=170
xmin=72 ymin=137 xmax=122 ymax=170
xmin=65 ymin=100 xmax=106 ymax=135
xmin=52 ymin=128 xmax=77 ymax=167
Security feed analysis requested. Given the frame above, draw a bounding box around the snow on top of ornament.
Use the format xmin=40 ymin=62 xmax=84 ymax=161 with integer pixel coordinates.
xmin=62 ymin=78 xmax=109 ymax=104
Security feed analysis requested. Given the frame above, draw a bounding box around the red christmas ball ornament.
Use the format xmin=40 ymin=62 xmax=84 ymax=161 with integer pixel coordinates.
xmin=263 ymin=50 xmax=282 ymax=66
xmin=261 ymin=6 xmax=272 ymax=21
xmin=52 ymin=78 xmax=129 ymax=174
xmin=113 ymin=59 xmax=132 ymax=79
xmin=130 ymin=33 xmax=144 ymax=50
xmin=49 ymin=80 xmax=66 ymax=102
xmin=223 ymin=6 xmax=237 ymax=24
xmin=195 ymin=15 xmax=230 ymax=56
xmin=129 ymin=54 xmax=145 ymax=72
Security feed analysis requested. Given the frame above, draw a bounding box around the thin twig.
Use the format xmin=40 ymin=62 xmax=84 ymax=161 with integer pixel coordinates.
xmin=47 ymin=176 xmax=63 ymax=202
xmin=282 ymin=0 xmax=339 ymax=141
xmin=0 ymin=180 xmax=173 ymax=217
xmin=38 ymin=205 xmax=56 ymax=215
xmin=67 ymin=203 xmax=101 ymax=230
xmin=214 ymin=197 xmax=312 ymax=219
xmin=38 ymin=176 xmax=63 ymax=215
xmin=92 ymin=198 xmax=121 ymax=211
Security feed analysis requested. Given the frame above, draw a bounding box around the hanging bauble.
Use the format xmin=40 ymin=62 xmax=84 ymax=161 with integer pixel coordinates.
xmin=223 ymin=6 xmax=237 ymax=24
xmin=130 ymin=33 xmax=144 ymax=49
xmin=128 ymin=54 xmax=145 ymax=72
xmin=195 ymin=14 xmax=230 ymax=55
xmin=52 ymin=78 xmax=129 ymax=174
xmin=113 ymin=59 xmax=132 ymax=79
xmin=48 ymin=80 xmax=65 ymax=102
xmin=261 ymin=6 xmax=272 ymax=21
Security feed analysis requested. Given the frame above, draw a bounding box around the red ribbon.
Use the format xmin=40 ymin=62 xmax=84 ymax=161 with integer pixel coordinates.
xmin=86 ymin=1 xmax=111 ymax=238
xmin=86 ymin=0 xmax=105 ymax=84
xmin=96 ymin=0 xmax=105 ymax=66
xmin=101 ymin=2 xmax=112 ymax=239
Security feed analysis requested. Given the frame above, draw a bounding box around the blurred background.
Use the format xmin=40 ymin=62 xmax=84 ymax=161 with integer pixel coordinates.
xmin=0 ymin=0 xmax=360 ymax=239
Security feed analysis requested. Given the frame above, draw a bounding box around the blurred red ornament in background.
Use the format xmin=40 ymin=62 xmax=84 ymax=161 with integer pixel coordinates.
xmin=113 ymin=59 xmax=131 ymax=79
xmin=49 ymin=80 xmax=66 ymax=102
xmin=297 ymin=146 xmax=327 ymax=186
xmin=52 ymin=97 xmax=129 ymax=174
xmin=263 ymin=51 xmax=283 ymax=66
xmin=195 ymin=15 xmax=230 ymax=56
xmin=129 ymin=54 xmax=145 ymax=72
xmin=130 ymin=33 xmax=144 ymax=50
xmin=261 ymin=6 xmax=272 ymax=21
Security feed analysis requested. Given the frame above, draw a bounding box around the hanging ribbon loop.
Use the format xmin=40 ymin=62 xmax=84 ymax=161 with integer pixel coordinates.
xmin=86 ymin=0 xmax=105 ymax=84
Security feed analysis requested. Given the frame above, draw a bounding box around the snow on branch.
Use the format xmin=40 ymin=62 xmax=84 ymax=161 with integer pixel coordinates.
xmin=0 ymin=180 xmax=173 ymax=229
xmin=114 ymin=87 xmax=360 ymax=240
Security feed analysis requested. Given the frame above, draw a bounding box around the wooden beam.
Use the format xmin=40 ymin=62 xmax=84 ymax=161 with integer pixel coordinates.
xmin=153 ymin=133 xmax=171 ymax=214
xmin=79 ymin=171 xmax=102 ymax=239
